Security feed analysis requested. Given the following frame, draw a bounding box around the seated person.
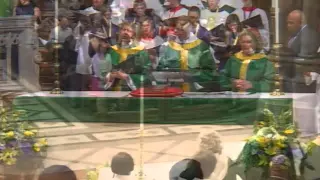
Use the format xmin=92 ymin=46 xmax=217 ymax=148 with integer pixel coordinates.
xmin=104 ymin=22 xmax=154 ymax=91
xmin=158 ymin=17 xmax=218 ymax=92
xmin=98 ymin=152 xmax=135 ymax=180
xmin=220 ymin=29 xmax=275 ymax=93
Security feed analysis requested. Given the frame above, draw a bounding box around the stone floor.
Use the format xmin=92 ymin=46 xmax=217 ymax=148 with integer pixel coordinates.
xmin=0 ymin=81 xmax=252 ymax=180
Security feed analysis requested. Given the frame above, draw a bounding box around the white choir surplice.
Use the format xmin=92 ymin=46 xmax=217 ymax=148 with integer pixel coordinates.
xmin=200 ymin=9 xmax=230 ymax=30
xmin=232 ymin=8 xmax=270 ymax=51
xmin=305 ymin=72 xmax=320 ymax=134
xmin=161 ymin=7 xmax=189 ymax=21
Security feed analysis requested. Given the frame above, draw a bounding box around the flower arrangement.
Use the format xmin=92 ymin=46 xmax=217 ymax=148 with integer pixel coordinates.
xmin=0 ymin=107 xmax=48 ymax=166
xmin=254 ymin=107 xmax=298 ymax=141
xmin=240 ymin=127 xmax=290 ymax=171
xmin=233 ymin=106 xmax=315 ymax=180
xmin=87 ymin=163 xmax=109 ymax=180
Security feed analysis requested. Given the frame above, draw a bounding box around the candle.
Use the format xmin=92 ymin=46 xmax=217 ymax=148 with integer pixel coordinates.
xmin=275 ymin=0 xmax=279 ymax=43
xmin=54 ymin=0 xmax=59 ymax=42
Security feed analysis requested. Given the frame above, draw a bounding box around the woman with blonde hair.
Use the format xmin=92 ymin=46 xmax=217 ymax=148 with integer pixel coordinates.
xmin=169 ymin=131 xmax=244 ymax=180
xmin=220 ymin=29 xmax=275 ymax=93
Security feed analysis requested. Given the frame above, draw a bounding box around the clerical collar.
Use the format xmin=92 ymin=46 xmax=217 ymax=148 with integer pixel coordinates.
xmin=169 ymin=5 xmax=183 ymax=13
xmin=242 ymin=6 xmax=256 ymax=12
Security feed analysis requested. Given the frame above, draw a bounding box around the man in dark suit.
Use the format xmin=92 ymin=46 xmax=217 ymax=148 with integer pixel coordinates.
xmin=282 ymin=10 xmax=320 ymax=93
xmin=287 ymin=10 xmax=320 ymax=57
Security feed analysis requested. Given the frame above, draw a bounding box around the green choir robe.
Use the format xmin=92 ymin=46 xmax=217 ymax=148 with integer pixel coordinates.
xmin=220 ymin=52 xmax=275 ymax=92
xmin=0 ymin=0 xmax=13 ymax=17
xmin=106 ymin=44 xmax=152 ymax=91
xmin=158 ymin=37 xmax=217 ymax=92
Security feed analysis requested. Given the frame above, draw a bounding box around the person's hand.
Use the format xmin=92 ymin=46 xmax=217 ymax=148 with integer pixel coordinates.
xmin=304 ymin=72 xmax=311 ymax=76
xmin=233 ymin=79 xmax=252 ymax=91
xmin=117 ymin=71 xmax=129 ymax=80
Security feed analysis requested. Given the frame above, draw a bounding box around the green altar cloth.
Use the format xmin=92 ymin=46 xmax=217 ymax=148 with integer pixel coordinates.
xmin=13 ymin=92 xmax=293 ymax=124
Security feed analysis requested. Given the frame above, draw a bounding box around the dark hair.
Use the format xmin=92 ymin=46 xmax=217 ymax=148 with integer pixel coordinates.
xmin=188 ymin=6 xmax=201 ymax=16
xmin=180 ymin=151 xmax=217 ymax=179
xmin=111 ymin=152 xmax=134 ymax=175
xmin=38 ymin=165 xmax=77 ymax=180
xmin=225 ymin=14 xmax=243 ymax=32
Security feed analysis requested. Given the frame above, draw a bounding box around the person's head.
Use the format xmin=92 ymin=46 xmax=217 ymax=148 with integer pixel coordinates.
xmin=207 ymin=0 xmax=220 ymax=10
xmin=188 ymin=6 xmax=201 ymax=26
xmin=242 ymin=0 xmax=253 ymax=7
xmin=287 ymin=10 xmax=306 ymax=35
xmin=34 ymin=7 xmax=41 ymax=17
xmin=180 ymin=151 xmax=217 ymax=180
xmin=140 ymin=17 xmax=153 ymax=35
xmin=167 ymin=0 xmax=181 ymax=8
xmin=100 ymin=5 xmax=112 ymax=20
xmin=175 ymin=16 xmax=191 ymax=40
xmin=38 ymin=165 xmax=77 ymax=180
xmin=119 ymin=22 xmax=135 ymax=44
xmin=238 ymin=29 xmax=262 ymax=55
xmin=111 ymin=152 xmax=134 ymax=175
xmin=58 ymin=15 xmax=69 ymax=29
xmin=92 ymin=0 xmax=105 ymax=9
xmin=133 ymin=0 xmax=147 ymax=17
xmin=197 ymin=131 xmax=223 ymax=154
xmin=19 ymin=0 xmax=31 ymax=6
xmin=225 ymin=14 xmax=243 ymax=33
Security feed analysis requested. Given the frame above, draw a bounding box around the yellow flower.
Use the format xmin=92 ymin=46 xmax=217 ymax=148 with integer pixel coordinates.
xmin=37 ymin=138 xmax=48 ymax=146
xmin=31 ymin=129 xmax=38 ymax=134
xmin=284 ymin=129 xmax=295 ymax=134
xmin=33 ymin=143 xmax=40 ymax=152
xmin=244 ymin=137 xmax=250 ymax=142
xmin=256 ymin=136 xmax=269 ymax=147
xmin=265 ymin=146 xmax=278 ymax=155
xmin=87 ymin=171 xmax=98 ymax=180
xmin=5 ymin=131 xmax=14 ymax=138
xmin=23 ymin=131 xmax=35 ymax=137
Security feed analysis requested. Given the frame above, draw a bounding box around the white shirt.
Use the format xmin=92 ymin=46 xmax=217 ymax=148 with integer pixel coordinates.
xmin=305 ymin=72 xmax=320 ymax=134
xmin=75 ymin=32 xmax=92 ymax=75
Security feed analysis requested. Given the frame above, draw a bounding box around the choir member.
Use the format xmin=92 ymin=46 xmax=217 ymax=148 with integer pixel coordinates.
xmin=200 ymin=0 xmax=231 ymax=31
xmin=138 ymin=17 xmax=164 ymax=69
xmin=100 ymin=6 xmax=119 ymax=45
xmin=232 ymin=0 xmax=270 ymax=51
xmin=104 ymin=22 xmax=154 ymax=91
xmin=158 ymin=17 xmax=218 ymax=92
xmin=220 ymin=29 xmax=275 ymax=93
xmin=124 ymin=0 xmax=161 ymax=27
xmin=159 ymin=0 xmax=189 ymax=39
xmin=161 ymin=0 xmax=188 ymax=20
xmin=188 ymin=6 xmax=210 ymax=44
xmin=84 ymin=0 xmax=106 ymax=12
